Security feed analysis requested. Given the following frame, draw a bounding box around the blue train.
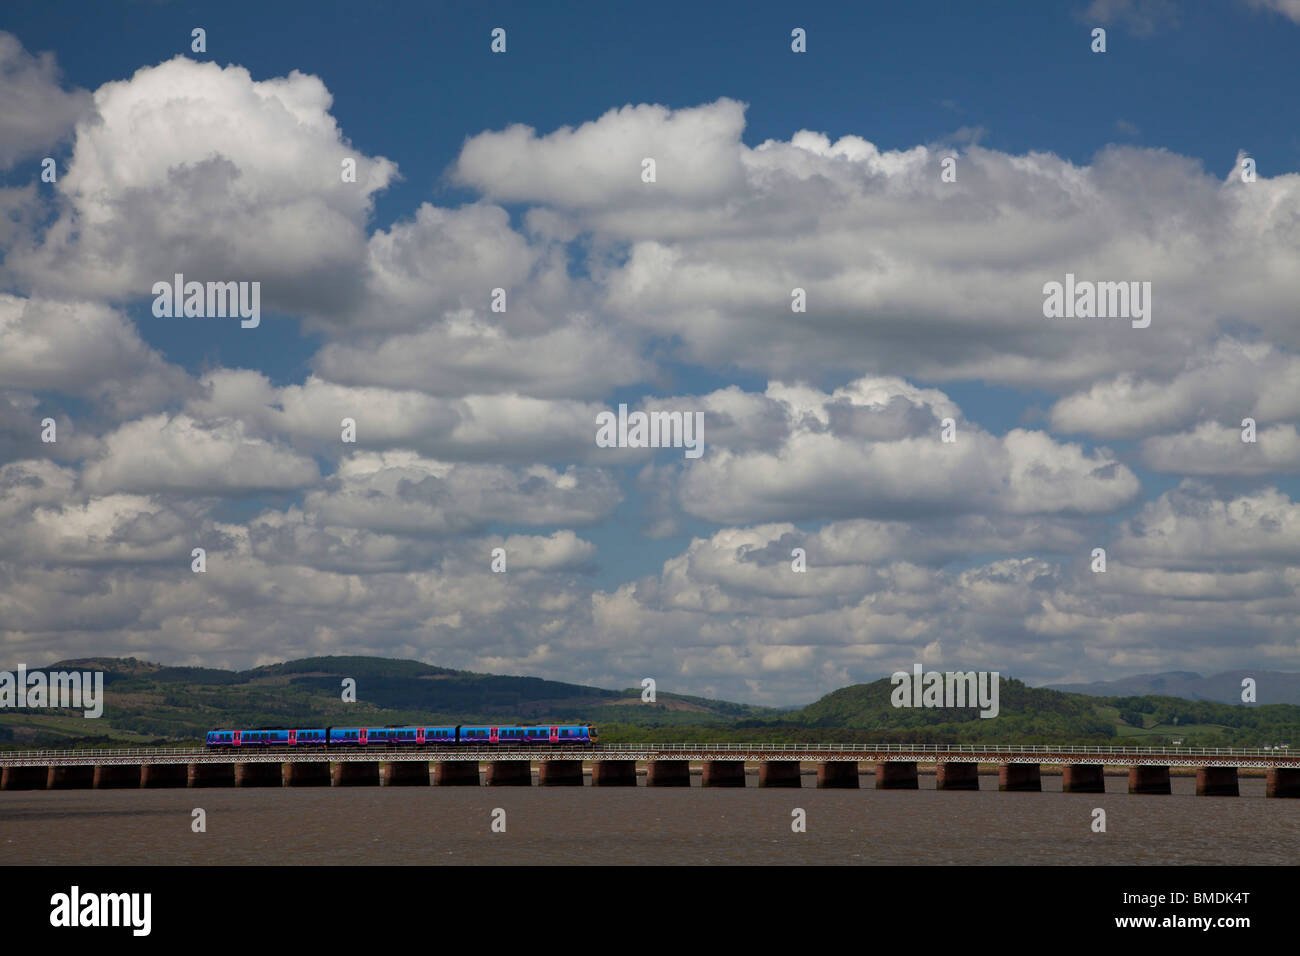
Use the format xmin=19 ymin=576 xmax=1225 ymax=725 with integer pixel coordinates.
xmin=205 ymin=724 xmax=599 ymax=748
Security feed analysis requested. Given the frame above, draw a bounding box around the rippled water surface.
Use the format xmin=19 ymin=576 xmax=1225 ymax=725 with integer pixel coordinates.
xmin=3 ymin=772 xmax=1296 ymax=865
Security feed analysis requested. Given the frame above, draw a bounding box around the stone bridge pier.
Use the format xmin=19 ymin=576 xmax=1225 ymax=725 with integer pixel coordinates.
xmin=93 ymin=764 xmax=141 ymax=789
xmin=592 ymin=760 xmax=637 ymax=786
xmin=758 ymin=761 xmax=801 ymax=787
xmin=876 ymin=761 xmax=918 ymax=789
xmin=702 ymin=760 xmax=746 ymax=787
xmin=332 ymin=762 xmax=380 ymax=786
xmin=817 ymin=762 xmax=860 ymax=788
xmin=936 ymin=762 xmax=979 ymax=790
xmin=188 ymin=763 xmax=235 ymax=787
xmin=485 ymin=760 xmax=532 ymax=786
xmin=141 ymin=764 xmax=188 ymax=788
xmin=47 ymin=766 xmax=94 ymax=789
xmin=283 ymin=762 xmax=331 ymax=786
xmin=1062 ymin=764 xmax=1105 ymax=793
xmin=1 ymin=765 xmax=48 ymax=790
xmin=235 ymin=762 xmax=283 ymax=787
xmin=646 ymin=760 xmax=691 ymax=786
xmin=1267 ymin=767 xmax=1300 ymax=798
xmin=537 ymin=760 xmax=584 ymax=786
xmin=1128 ymin=765 xmax=1171 ymax=794
xmin=998 ymin=763 xmax=1041 ymax=792
xmin=383 ymin=761 xmax=431 ymax=786
xmin=1196 ymin=766 xmax=1239 ymax=796
xmin=434 ymin=761 xmax=480 ymax=786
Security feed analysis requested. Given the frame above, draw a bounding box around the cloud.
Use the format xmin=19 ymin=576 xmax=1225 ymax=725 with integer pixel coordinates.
xmin=1240 ymin=0 xmax=1300 ymax=23
xmin=0 ymin=295 xmax=191 ymax=418
xmin=187 ymin=371 xmax=612 ymax=464
xmin=452 ymin=99 xmax=748 ymax=208
xmin=82 ymin=413 xmax=320 ymax=494
xmin=303 ymin=451 xmax=620 ymax=535
xmin=0 ymin=32 xmax=91 ymax=169
xmin=480 ymin=106 xmax=1297 ymax=389
xmin=2 ymin=61 xmax=1298 ymax=704
xmin=1142 ymin=421 xmax=1300 ymax=474
xmin=312 ymin=312 xmax=650 ymax=399
xmin=7 ymin=57 xmax=397 ymax=315
xmin=0 ymin=459 xmax=198 ymax=565
xmin=1079 ymin=0 xmax=1180 ymax=35
xmin=1113 ymin=482 xmax=1300 ymax=569
xmin=1050 ymin=340 xmax=1300 ymax=439
xmin=671 ymin=377 xmax=1139 ymax=523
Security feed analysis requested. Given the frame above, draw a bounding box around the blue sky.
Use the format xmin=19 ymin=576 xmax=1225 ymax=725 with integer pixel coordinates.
xmin=1 ymin=0 xmax=1298 ymax=703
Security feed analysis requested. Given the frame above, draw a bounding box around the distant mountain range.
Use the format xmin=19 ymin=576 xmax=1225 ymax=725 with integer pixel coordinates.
xmin=2 ymin=656 xmax=1297 ymax=749
xmin=1045 ymin=670 xmax=1300 ymax=706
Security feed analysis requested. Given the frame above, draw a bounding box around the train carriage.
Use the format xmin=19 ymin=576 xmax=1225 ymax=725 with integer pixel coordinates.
xmin=206 ymin=723 xmax=598 ymax=747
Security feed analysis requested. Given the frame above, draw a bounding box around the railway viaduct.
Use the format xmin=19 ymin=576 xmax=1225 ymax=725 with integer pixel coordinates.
xmin=2 ymin=743 xmax=1298 ymax=796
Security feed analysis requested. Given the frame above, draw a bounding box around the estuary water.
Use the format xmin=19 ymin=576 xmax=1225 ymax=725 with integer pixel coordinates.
xmin=2 ymin=772 xmax=1295 ymax=865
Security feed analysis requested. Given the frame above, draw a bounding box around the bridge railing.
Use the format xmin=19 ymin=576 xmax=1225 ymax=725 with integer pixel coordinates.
xmin=593 ymin=743 xmax=1290 ymax=757
xmin=0 ymin=742 xmax=1291 ymax=760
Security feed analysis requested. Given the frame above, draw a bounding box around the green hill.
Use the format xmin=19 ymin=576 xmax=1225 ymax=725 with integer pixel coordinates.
xmin=1 ymin=657 xmax=1296 ymax=749
xmin=0 ymin=655 xmax=776 ymax=749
